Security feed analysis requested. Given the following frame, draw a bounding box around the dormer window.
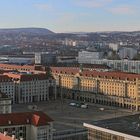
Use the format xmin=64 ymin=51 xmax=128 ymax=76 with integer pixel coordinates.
xmin=126 ymin=78 xmax=129 ymax=80
xmin=26 ymin=119 xmax=30 ymax=123
xmin=8 ymin=120 xmax=11 ymax=125
xmin=133 ymin=78 xmax=136 ymax=81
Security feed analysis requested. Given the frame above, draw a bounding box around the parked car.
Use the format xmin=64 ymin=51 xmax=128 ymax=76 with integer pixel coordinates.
xmin=81 ymin=104 xmax=88 ymax=109
xmin=99 ymin=108 xmax=105 ymax=111
xmin=69 ymin=102 xmax=76 ymax=106
xmin=69 ymin=102 xmax=88 ymax=109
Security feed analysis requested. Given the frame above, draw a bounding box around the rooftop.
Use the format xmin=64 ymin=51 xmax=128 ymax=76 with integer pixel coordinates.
xmin=0 ymin=75 xmax=12 ymax=82
xmin=0 ymin=111 xmax=53 ymax=127
xmin=52 ymin=63 xmax=111 ymax=69
xmin=0 ymin=63 xmax=35 ymax=70
xmin=4 ymin=72 xmax=48 ymax=81
xmin=90 ymin=114 xmax=140 ymax=138
xmin=0 ymin=133 xmax=13 ymax=140
xmin=0 ymin=64 xmax=46 ymax=74
xmin=51 ymin=67 xmax=140 ymax=81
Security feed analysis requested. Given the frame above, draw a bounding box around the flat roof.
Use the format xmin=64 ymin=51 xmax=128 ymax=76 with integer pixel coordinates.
xmin=86 ymin=114 xmax=140 ymax=138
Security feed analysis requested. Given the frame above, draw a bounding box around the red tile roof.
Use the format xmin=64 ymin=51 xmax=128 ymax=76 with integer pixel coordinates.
xmin=0 ymin=63 xmax=35 ymax=70
xmin=0 ymin=111 xmax=53 ymax=127
xmin=52 ymin=63 xmax=110 ymax=69
xmin=0 ymin=64 xmax=46 ymax=74
xmin=3 ymin=73 xmax=48 ymax=81
xmin=50 ymin=67 xmax=140 ymax=81
xmin=82 ymin=64 xmax=110 ymax=69
xmin=0 ymin=133 xmax=13 ymax=140
xmin=0 ymin=75 xmax=12 ymax=82
xmin=51 ymin=67 xmax=79 ymax=75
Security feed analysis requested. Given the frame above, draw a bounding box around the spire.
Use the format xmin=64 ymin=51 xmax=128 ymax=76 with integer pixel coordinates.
xmin=79 ymin=64 xmax=83 ymax=73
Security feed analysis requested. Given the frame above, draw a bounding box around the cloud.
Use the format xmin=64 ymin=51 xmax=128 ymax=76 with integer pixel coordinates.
xmin=109 ymin=6 xmax=135 ymax=15
xmin=76 ymin=0 xmax=113 ymax=8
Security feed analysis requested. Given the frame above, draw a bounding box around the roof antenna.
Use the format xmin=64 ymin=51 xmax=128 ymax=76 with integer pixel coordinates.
xmin=79 ymin=64 xmax=83 ymax=73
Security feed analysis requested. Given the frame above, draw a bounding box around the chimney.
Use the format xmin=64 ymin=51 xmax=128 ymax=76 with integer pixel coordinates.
xmin=26 ymin=118 xmax=30 ymax=123
xmin=4 ymin=131 xmax=7 ymax=136
xmin=8 ymin=120 xmax=11 ymax=125
xmin=12 ymin=135 xmax=15 ymax=140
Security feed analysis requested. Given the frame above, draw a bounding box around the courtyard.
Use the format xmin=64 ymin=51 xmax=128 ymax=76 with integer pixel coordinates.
xmin=13 ymin=99 xmax=134 ymax=131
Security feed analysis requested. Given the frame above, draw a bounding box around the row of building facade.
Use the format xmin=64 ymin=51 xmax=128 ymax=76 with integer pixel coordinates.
xmin=0 ymin=64 xmax=55 ymax=139
xmin=78 ymin=56 xmax=140 ymax=74
xmin=51 ymin=67 xmax=140 ymax=111
xmin=1 ymin=63 xmax=140 ymax=111
xmin=0 ymin=64 xmax=56 ymax=104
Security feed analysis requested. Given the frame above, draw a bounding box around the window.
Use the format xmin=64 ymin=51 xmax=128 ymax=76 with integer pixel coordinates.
xmin=124 ymin=64 xmax=128 ymax=70
xmin=132 ymin=66 xmax=135 ymax=69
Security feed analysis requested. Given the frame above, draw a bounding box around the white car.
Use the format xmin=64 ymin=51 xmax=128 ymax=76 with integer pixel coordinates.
xmin=99 ymin=108 xmax=105 ymax=111
xmin=81 ymin=104 xmax=88 ymax=109
xmin=69 ymin=102 xmax=76 ymax=106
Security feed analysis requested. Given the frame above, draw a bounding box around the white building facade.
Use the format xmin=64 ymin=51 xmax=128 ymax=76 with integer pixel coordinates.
xmin=84 ymin=123 xmax=140 ymax=140
xmin=35 ymin=52 xmax=56 ymax=65
xmin=78 ymin=51 xmax=104 ymax=62
xmin=78 ymin=59 xmax=140 ymax=74
xmin=109 ymin=43 xmax=119 ymax=51
xmin=0 ymin=111 xmax=53 ymax=140
xmin=0 ymin=92 xmax=12 ymax=114
xmin=4 ymin=73 xmax=57 ymax=104
xmin=118 ymin=47 xmax=137 ymax=60
xmin=0 ymin=75 xmax=15 ymax=104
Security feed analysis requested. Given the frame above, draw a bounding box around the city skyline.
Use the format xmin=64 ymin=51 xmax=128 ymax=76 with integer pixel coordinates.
xmin=0 ymin=0 xmax=140 ymax=33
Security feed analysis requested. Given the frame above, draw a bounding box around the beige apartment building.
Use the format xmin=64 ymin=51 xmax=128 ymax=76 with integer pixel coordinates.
xmin=0 ymin=63 xmax=140 ymax=111
xmin=51 ymin=67 xmax=140 ymax=111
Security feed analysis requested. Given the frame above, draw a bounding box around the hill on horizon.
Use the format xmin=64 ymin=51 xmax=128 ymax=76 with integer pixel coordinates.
xmin=0 ymin=27 xmax=54 ymax=35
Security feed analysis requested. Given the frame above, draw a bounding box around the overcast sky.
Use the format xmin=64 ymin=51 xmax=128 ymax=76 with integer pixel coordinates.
xmin=0 ymin=0 xmax=140 ymax=33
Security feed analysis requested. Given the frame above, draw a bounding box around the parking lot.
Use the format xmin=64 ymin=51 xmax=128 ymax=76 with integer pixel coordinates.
xmin=13 ymin=99 xmax=133 ymax=131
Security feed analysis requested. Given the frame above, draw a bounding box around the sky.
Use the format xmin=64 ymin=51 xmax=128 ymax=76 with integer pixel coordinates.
xmin=0 ymin=0 xmax=140 ymax=33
